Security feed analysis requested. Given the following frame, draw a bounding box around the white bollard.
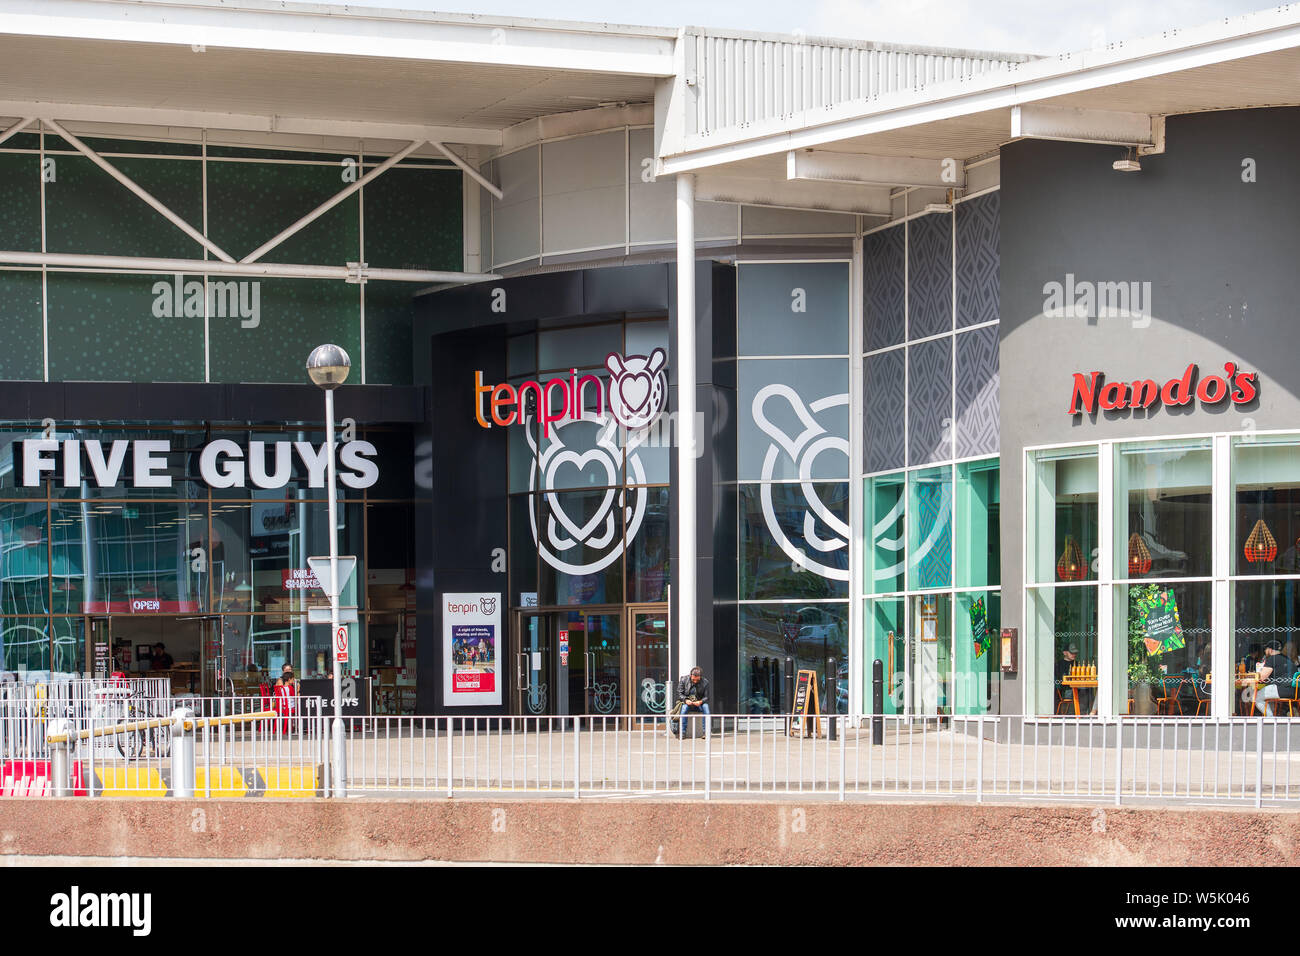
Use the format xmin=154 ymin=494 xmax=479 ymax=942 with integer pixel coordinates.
xmin=48 ymin=718 xmax=72 ymax=797
xmin=170 ymin=708 xmax=196 ymax=798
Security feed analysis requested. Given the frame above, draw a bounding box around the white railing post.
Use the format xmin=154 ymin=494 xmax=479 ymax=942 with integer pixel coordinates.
xmin=976 ymin=716 xmax=984 ymax=804
xmin=1255 ymin=721 xmax=1265 ymax=810
xmin=703 ymin=714 xmax=711 ymax=801
xmin=446 ymin=716 xmax=454 ymax=799
xmin=1114 ymin=717 xmax=1124 ymax=806
xmin=838 ymin=716 xmax=846 ymax=801
xmin=573 ymin=716 xmax=581 ymax=800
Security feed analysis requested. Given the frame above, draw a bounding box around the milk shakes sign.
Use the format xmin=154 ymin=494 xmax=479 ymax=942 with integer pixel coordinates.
xmin=16 ymin=438 xmax=379 ymax=489
xmin=442 ymin=593 xmax=501 ymax=707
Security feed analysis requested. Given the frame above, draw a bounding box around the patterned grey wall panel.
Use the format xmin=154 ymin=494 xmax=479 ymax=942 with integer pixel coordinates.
xmin=907 ymin=337 xmax=952 ymax=465
xmin=955 ymin=192 xmax=999 ymax=329
xmin=907 ymin=212 xmax=953 ymax=340
xmin=863 ymin=347 xmax=905 ymax=473
xmin=863 ymin=225 xmax=905 ymax=351
xmin=955 ymin=323 xmax=999 ymax=458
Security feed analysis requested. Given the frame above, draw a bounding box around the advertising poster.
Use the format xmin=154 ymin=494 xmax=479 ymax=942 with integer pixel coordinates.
xmin=969 ymin=597 xmax=991 ymax=659
xmin=442 ymin=592 xmax=502 ymax=706
xmin=1139 ymin=588 xmax=1186 ymax=657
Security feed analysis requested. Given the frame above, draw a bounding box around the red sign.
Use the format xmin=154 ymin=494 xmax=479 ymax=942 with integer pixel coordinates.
xmin=453 ymin=670 xmax=496 ymax=692
xmin=1 ymin=760 xmax=86 ymax=797
xmin=81 ymin=600 xmax=201 ymax=614
xmin=335 ymin=625 xmax=349 ymax=664
xmin=283 ymin=569 xmax=321 ymax=590
xmin=1068 ymin=362 xmax=1258 ymax=415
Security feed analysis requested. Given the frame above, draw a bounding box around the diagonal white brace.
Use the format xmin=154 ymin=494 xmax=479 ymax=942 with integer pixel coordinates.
xmin=432 ymin=142 xmax=503 ymax=200
xmin=42 ymin=117 xmax=235 ymax=263
xmin=0 ymin=116 xmax=34 ymax=148
xmin=241 ymin=139 xmax=425 ymax=263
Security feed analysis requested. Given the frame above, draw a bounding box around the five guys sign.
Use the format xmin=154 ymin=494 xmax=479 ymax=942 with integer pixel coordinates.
xmin=1068 ymin=362 xmax=1259 ymax=415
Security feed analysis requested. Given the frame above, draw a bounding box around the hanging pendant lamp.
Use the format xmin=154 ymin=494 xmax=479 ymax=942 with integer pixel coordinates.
xmin=1127 ymin=532 xmax=1152 ymax=576
xmin=1244 ymin=518 xmax=1277 ymax=564
xmin=1056 ymin=534 xmax=1086 ymax=581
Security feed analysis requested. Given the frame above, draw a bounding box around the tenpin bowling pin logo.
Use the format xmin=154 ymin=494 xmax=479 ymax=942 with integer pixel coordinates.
xmin=751 ymin=384 xmax=851 ymax=582
xmin=479 ymin=596 xmax=497 ymax=616
xmin=605 ymin=348 xmax=667 ymax=430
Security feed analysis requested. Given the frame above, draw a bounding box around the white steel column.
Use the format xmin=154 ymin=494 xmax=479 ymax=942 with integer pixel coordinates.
xmin=1096 ymin=441 xmax=1114 ymax=717
xmin=848 ymin=235 xmax=865 ymax=718
xmin=1212 ymin=434 xmax=1232 ymax=718
xmin=675 ymin=172 xmax=697 ymax=671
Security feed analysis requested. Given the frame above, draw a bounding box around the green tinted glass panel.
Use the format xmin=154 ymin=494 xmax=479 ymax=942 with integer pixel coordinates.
xmin=207 ymin=278 xmax=359 ymax=383
xmin=0 ymin=271 xmax=44 ymax=380
xmin=78 ymin=138 xmax=201 ymax=157
xmin=205 ymin=160 xmax=359 ymax=265
xmin=363 ymin=166 xmax=461 ymax=271
xmin=45 ymin=155 xmax=203 ymax=259
xmin=363 ymin=283 xmax=419 ymax=386
xmin=0 ymin=152 xmax=41 ymax=251
xmin=47 ymin=272 xmax=204 ymax=382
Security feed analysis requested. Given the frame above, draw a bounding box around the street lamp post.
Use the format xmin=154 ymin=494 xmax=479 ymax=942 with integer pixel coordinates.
xmin=307 ymin=343 xmax=350 ymax=798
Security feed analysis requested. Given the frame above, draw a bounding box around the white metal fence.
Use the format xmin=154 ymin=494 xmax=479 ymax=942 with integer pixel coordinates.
xmin=8 ymin=705 xmax=1300 ymax=805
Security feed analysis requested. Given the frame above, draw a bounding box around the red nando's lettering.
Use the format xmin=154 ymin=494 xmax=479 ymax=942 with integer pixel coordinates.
xmin=1068 ymin=362 xmax=1258 ymax=415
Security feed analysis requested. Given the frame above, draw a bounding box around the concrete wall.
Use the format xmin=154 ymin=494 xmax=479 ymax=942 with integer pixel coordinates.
xmin=3 ymin=797 xmax=1297 ymax=866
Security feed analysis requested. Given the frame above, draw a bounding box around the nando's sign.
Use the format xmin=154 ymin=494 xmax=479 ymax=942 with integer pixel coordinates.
xmin=1068 ymin=362 xmax=1259 ymax=415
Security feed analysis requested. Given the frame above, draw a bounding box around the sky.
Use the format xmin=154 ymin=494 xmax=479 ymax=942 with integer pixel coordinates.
xmin=295 ymin=0 xmax=1274 ymax=55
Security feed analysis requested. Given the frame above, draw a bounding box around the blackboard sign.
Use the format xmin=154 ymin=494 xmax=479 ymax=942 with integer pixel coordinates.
xmin=788 ymin=669 xmax=821 ymax=738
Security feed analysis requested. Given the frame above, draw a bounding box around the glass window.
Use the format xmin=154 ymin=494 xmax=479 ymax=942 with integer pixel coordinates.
xmin=738 ymin=359 xmax=850 ymax=481
xmin=955 ymin=460 xmax=999 ymax=588
xmin=625 ymin=486 xmax=669 ymax=603
xmin=907 ymin=465 xmax=953 ymax=590
xmin=1027 ymin=447 xmax=1098 ymax=584
xmin=538 ymin=324 xmax=622 ymax=372
xmin=1232 ymin=581 xmax=1300 ymax=715
xmin=1029 ymin=584 xmax=1098 ymax=716
xmin=739 ymin=602 xmax=848 ymax=715
xmin=739 ymin=483 xmax=849 ymax=600
xmin=537 ymin=488 xmax=624 ymax=605
xmin=954 ymin=590 xmax=999 ymax=714
xmin=737 ymin=262 xmax=850 ymax=357
xmin=1117 ymin=581 xmax=1211 ymax=717
xmin=1114 ymin=440 xmax=1211 ymax=579
xmin=865 ymin=598 xmax=905 ymax=714
xmin=1233 ymin=437 xmax=1300 ymax=576
xmin=865 ymin=473 xmax=905 ymax=594
xmin=0 ymin=616 xmax=51 ymax=681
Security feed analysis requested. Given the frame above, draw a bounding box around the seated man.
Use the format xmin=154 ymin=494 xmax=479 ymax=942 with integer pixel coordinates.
xmin=676 ymin=666 xmax=710 ymax=737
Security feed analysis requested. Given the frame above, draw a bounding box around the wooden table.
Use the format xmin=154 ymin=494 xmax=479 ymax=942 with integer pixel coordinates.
xmin=1060 ymin=676 xmax=1098 ymax=716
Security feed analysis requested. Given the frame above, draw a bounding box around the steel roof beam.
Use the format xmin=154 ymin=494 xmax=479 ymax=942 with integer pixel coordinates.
xmin=0 ymin=0 xmax=676 ymax=77
xmin=695 ymin=173 xmax=890 ymax=217
xmin=0 ymin=115 xmax=34 ymax=147
xmin=242 ymin=139 xmax=425 ymax=264
xmin=43 ymin=117 xmax=235 ymax=264
xmin=0 ymin=100 xmax=503 ymax=148
xmin=787 ymin=150 xmax=963 ymax=189
xmin=1010 ymin=104 xmax=1155 ymax=146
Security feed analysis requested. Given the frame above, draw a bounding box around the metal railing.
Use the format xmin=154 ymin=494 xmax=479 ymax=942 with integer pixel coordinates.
xmin=1 ymin=693 xmax=327 ymax=797
xmin=9 ymin=708 xmax=1300 ymax=805
xmin=341 ymin=714 xmax=1300 ymax=807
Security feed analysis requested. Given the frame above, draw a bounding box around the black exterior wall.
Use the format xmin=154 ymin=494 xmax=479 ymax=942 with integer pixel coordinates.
xmin=412 ymin=261 xmax=738 ymax=713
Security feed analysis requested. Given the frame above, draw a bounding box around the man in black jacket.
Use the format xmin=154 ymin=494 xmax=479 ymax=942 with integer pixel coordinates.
xmin=677 ymin=667 xmax=710 ymax=738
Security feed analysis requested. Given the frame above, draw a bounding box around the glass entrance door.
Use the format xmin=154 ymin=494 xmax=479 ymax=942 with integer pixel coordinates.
xmin=515 ymin=612 xmax=553 ymax=716
xmin=629 ymin=606 xmax=669 ymax=717
xmin=910 ymin=594 xmax=952 ymax=716
xmin=513 ymin=608 xmax=628 ymax=716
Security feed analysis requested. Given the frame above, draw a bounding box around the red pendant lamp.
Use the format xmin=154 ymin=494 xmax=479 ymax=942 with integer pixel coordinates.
xmin=1244 ymin=518 xmax=1277 ymax=564
xmin=1056 ymin=534 xmax=1086 ymax=581
xmin=1127 ymin=532 xmax=1152 ymax=576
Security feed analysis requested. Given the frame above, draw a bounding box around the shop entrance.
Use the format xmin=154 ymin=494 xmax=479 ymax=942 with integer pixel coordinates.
xmin=513 ymin=604 xmax=668 ymax=718
xmin=84 ymin=615 xmax=220 ymax=696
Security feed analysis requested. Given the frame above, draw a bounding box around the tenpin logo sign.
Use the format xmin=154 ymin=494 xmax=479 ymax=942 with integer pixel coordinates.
xmin=752 ymin=384 xmax=851 ymax=582
xmin=479 ymin=596 xmax=497 ymax=616
xmin=604 ymin=348 xmax=667 ymax=430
